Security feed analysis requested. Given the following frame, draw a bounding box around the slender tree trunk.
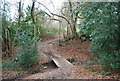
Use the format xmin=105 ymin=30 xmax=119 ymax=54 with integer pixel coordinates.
xmin=31 ymin=1 xmax=40 ymax=38
xmin=58 ymin=21 xmax=61 ymax=45
xmin=8 ymin=28 xmax=13 ymax=55
xmin=72 ymin=25 xmax=79 ymax=39
xmin=13 ymin=1 xmax=22 ymax=44
xmin=18 ymin=1 xmax=21 ymax=25
xmin=69 ymin=1 xmax=79 ymax=39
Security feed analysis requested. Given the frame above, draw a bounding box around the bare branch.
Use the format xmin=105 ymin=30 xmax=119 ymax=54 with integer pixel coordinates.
xmin=31 ymin=1 xmax=35 ymax=24
xmin=50 ymin=18 xmax=62 ymax=23
xmin=60 ymin=7 xmax=66 ymax=16
xmin=52 ymin=13 xmax=70 ymax=24
xmin=44 ymin=11 xmax=51 ymax=17
xmin=37 ymin=2 xmax=52 ymax=15
xmin=37 ymin=2 xmax=70 ymax=24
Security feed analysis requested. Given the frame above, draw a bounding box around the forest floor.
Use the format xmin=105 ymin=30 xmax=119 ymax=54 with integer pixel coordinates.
xmin=2 ymin=36 xmax=120 ymax=80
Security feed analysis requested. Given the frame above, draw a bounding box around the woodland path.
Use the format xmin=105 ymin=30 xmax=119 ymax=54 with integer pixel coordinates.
xmin=22 ymin=37 xmax=113 ymax=79
xmin=23 ymin=37 xmax=74 ymax=79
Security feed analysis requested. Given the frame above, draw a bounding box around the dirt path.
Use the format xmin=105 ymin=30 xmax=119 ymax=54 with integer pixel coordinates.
xmin=23 ymin=37 xmax=74 ymax=79
xmin=22 ymin=38 xmax=118 ymax=79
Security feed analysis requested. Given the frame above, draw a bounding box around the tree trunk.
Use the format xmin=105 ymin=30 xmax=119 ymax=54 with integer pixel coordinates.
xmin=18 ymin=1 xmax=21 ymax=25
xmin=69 ymin=1 xmax=79 ymax=39
xmin=31 ymin=1 xmax=40 ymax=38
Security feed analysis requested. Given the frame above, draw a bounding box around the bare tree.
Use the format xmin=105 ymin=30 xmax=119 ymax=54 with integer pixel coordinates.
xmin=68 ymin=1 xmax=80 ymax=39
xmin=36 ymin=1 xmax=80 ymax=39
xmin=31 ymin=1 xmax=41 ymax=37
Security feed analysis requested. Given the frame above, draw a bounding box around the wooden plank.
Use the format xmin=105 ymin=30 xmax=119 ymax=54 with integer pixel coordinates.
xmin=52 ymin=57 xmax=73 ymax=68
xmin=42 ymin=51 xmax=73 ymax=68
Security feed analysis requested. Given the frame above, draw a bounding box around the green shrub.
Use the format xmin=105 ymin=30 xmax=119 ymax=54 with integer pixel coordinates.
xmin=17 ymin=30 xmax=39 ymax=69
xmin=2 ymin=57 xmax=21 ymax=71
xmin=3 ymin=30 xmax=39 ymax=70
xmin=79 ymin=2 xmax=120 ymax=73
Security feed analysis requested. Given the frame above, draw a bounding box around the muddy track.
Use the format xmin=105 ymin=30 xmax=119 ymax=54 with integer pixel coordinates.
xmin=22 ymin=37 xmax=74 ymax=79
